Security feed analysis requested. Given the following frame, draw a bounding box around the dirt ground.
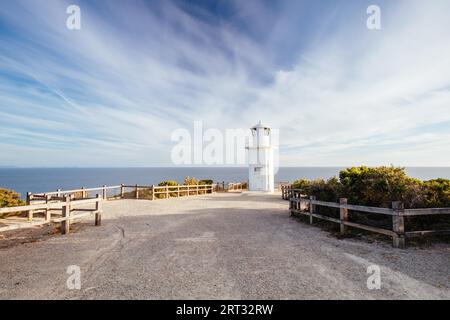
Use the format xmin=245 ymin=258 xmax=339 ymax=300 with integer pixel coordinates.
xmin=0 ymin=192 xmax=448 ymax=299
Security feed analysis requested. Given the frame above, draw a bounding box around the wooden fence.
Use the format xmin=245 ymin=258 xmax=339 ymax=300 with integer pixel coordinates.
xmin=227 ymin=183 xmax=244 ymax=192
xmin=1 ymin=182 xmax=245 ymax=234
xmin=122 ymin=184 xmax=215 ymax=200
xmin=29 ymin=182 xmax=245 ymax=202
xmin=281 ymin=184 xmax=300 ymax=200
xmin=213 ymin=182 xmax=246 ymax=192
xmin=0 ymin=195 xmax=102 ymax=234
xmin=281 ymin=186 xmax=450 ymax=248
xmin=29 ymin=185 xmax=121 ymax=201
xmin=28 ymin=183 xmax=218 ymax=202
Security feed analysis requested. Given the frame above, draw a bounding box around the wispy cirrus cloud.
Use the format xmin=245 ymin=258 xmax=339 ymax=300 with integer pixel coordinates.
xmin=0 ymin=0 xmax=449 ymax=167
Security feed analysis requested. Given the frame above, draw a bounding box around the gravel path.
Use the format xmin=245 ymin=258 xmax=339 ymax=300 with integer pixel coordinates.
xmin=0 ymin=192 xmax=449 ymax=299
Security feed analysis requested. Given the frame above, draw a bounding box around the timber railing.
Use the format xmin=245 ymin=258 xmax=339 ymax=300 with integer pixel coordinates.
xmin=30 ymin=185 xmax=122 ymax=201
xmin=281 ymin=185 xmax=301 ymax=200
xmin=27 ymin=182 xmax=246 ymax=203
xmin=1 ymin=182 xmax=245 ymax=234
xmin=121 ymin=184 xmax=215 ymax=200
xmin=29 ymin=183 xmax=219 ymax=202
xmin=0 ymin=195 xmax=102 ymax=234
xmin=227 ymin=183 xmax=244 ymax=191
xmin=213 ymin=182 xmax=246 ymax=192
xmin=281 ymin=185 xmax=450 ymax=248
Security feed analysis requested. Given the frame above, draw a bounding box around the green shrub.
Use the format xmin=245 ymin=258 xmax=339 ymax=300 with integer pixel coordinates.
xmin=183 ymin=176 xmax=199 ymax=185
xmin=157 ymin=180 xmax=179 ymax=198
xmin=291 ymin=166 xmax=450 ymax=233
xmin=0 ymin=188 xmax=24 ymax=208
xmin=292 ymin=166 xmax=450 ymax=209
xmin=0 ymin=188 xmax=25 ymax=218
xmin=421 ymin=179 xmax=450 ymax=208
xmin=339 ymin=166 xmax=423 ymax=208
xmin=199 ymin=179 xmax=213 ymax=185
xmin=158 ymin=180 xmax=179 ymax=187
xmin=292 ymin=177 xmax=343 ymax=202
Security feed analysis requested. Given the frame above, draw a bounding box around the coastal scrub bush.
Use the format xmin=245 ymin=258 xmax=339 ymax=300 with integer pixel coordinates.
xmin=198 ymin=179 xmax=214 ymax=194
xmin=339 ymin=166 xmax=423 ymax=208
xmin=0 ymin=189 xmax=24 ymax=208
xmin=0 ymin=188 xmax=25 ymax=218
xmin=157 ymin=180 xmax=179 ymax=198
xmin=183 ymin=176 xmax=199 ymax=185
xmin=183 ymin=177 xmax=198 ymax=195
xmin=292 ymin=177 xmax=343 ymax=202
xmin=421 ymin=179 xmax=450 ymax=208
xmin=292 ymin=166 xmax=449 ymax=209
xmin=158 ymin=180 xmax=179 ymax=187
xmin=291 ymin=166 xmax=450 ymax=233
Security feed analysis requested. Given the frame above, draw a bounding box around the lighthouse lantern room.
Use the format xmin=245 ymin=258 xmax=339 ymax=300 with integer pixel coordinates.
xmin=246 ymin=121 xmax=275 ymax=193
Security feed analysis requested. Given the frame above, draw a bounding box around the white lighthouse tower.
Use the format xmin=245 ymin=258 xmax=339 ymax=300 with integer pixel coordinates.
xmin=246 ymin=121 xmax=275 ymax=193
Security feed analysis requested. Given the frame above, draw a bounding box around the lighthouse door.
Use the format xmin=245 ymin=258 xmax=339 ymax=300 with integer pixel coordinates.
xmin=252 ymin=167 xmax=265 ymax=191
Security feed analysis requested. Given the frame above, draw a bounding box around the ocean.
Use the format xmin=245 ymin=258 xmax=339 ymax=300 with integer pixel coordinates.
xmin=0 ymin=167 xmax=449 ymax=199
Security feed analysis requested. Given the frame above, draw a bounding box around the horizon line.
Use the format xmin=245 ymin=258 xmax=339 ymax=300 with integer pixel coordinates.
xmin=1 ymin=166 xmax=449 ymax=169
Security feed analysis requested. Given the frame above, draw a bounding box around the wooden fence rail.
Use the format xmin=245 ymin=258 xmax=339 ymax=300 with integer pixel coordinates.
xmin=30 ymin=183 xmax=220 ymax=202
xmin=34 ymin=185 xmax=122 ymax=197
xmin=282 ymin=185 xmax=450 ymax=248
xmin=281 ymin=185 xmax=303 ymax=200
xmin=227 ymin=183 xmax=244 ymax=191
xmin=0 ymin=195 xmax=102 ymax=234
xmin=0 ymin=182 xmax=244 ymax=235
xmin=121 ymin=184 xmax=215 ymax=200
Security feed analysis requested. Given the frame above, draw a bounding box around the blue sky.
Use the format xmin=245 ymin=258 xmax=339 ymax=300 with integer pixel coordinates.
xmin=0 ymin=0 xmax=449 ymax=167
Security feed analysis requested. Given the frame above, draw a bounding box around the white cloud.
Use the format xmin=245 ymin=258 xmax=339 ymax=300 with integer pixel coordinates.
xmin=0 ymin=0 xmax=449 ymax=166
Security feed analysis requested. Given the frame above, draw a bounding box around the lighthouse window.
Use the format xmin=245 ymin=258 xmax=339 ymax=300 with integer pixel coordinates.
xmin=254 ymin=167 xmax=261 ymax=173
xmin=264 ymin=128 xmax=270 ymax=135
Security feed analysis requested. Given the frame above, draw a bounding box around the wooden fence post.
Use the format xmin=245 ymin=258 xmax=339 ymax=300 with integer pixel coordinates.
xmin=309 ymin=196 xmax=316 ymax=224
xmin=120 ymin=184 xmax=124 ymax=198
xmin=102 ymin=185 xmax=107 ymax=200
xmin=26 ymin=192 xmax=33 ymax=221
xmin=151 ymin=185 xmax=155 ymax=200
xmin=293 ymin=191 xmax=298 ymax=210
xmin=196 ymin=185 xmax=199 ymax=195
xmin=61 ymin=195 xmax=71 ymax=235
xmin=57 ymin=189 xmax=61 ymax=198
xmin=289 ymin=198 xmax=294 ymax=216
xmin=45 ymin=195 xmax=51 ymax=222
xmin=392 ymin=201 xmax=405 ymax=249
xmin=95 ymin=194 xmax=102 ymax=226
xmin=81 ymin=187 xmax=86 ymax=199
xmin=135 ymin=184 xmax=139 ymax=199
xmin=340 ymin=198 xmax=348 ymax=235
xmin=166 ymin=185 xmax=169 ymax=199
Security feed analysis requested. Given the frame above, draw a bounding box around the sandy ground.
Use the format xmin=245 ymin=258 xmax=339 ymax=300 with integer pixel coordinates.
xmin=0 ymin=192 xmax=449 ymax=300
